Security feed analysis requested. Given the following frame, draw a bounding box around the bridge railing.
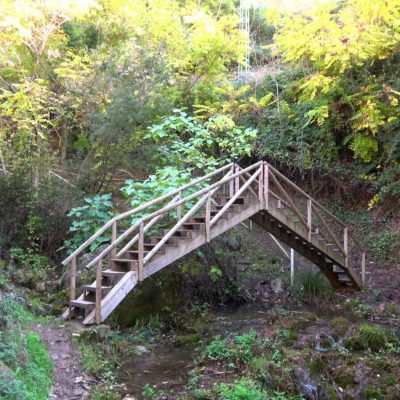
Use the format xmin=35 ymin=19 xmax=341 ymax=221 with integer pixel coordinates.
xmin=265 ymin=164 xmax=366 ymax=283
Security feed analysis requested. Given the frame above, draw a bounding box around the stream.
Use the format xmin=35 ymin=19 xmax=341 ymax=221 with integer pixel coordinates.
xmin=117 ymin=303 xmax=351 ymax=398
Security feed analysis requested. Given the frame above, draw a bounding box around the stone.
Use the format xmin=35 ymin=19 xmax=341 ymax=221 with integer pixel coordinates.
xmin=133 ymin=345 xmax=150 ymax=355
xmin=271 ymin=278 xmax=284 ymax=294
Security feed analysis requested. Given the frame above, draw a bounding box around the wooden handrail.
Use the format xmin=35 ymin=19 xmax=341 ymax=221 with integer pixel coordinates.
xmin=62 ymin=162 xmax=234 ymax=266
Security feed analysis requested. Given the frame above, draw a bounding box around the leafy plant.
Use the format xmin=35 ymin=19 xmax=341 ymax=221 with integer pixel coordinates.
xmin=218 ymin=378 xmax=267 ymax=400
xmin=65 ymin=194 xmax=114 ymax=252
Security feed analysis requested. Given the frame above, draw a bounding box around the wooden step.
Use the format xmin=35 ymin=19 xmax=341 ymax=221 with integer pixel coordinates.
xmin=150 ymin=236 xmax=186 ymax=245
xmin=84 ymin=284 xmax=112 ymax=294
xmin=102 ymin=269 xmax=126 ymax=278
xmin=70 ymin=300 xmax=95 ymax=309
xmin=332 ymin=265 xmax=345 ymax=273
xmin=163 ymin=229 xmax=195 ymax=238
xmin=183 ymin=222 xmax=205 ymax=230
xmin=224 ymin=196 xmax=245 ymax=205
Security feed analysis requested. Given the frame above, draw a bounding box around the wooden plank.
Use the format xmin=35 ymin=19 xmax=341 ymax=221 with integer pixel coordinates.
xmin=235 ymin=165 xmax=240 ymax=193
xmin=211 ymin=168 xmax=261 ymax=227
xmin=258 ymin=165 xmax=264 ymax=206
xmin=269 ymin=171 xmax=309 ymax=230
xmin=70 ymin=256 xmax=77 ymax=302
xmin=205 ymin=192 xmax=211 ymax=242
xmin=95 ymin=260 xmax=102 ymax=324
xmin=177 ymin=191 xmax=182 ymax=220
xmin=307 ymin=199 xmax=312 ymax=241
xmin=83 ymin=271 xmax=137 ymax=325
xmin=138 ymin=221 xmax=144 ymax=281
xmin=111 ymin=221 xmax=117 ymax=258
xmin=62 ymin=163 xmax=234 ymax=266
xmin=264 ymin=163 xmax=269 ymax=210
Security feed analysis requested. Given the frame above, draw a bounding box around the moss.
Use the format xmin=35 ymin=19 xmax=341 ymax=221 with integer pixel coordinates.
xmin=329 ymin=317 xmax=350 ymax=339
xmin=175 ymin=333 xmax=202 ymax=346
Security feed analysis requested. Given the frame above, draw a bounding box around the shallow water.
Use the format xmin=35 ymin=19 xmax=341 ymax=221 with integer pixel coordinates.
xmin=117 ymin=303 xmax=360 ymax=398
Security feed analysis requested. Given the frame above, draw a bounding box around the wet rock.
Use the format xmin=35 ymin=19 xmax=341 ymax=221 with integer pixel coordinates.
xmin=123 ymin=396 xmax=137 ymax=400
xmin=271 ymin=278 xmax=284 ymax=294
xmin=36 ymin=282 xmax=46 ymax=292
xmin=134 ymin=345 xmax=150 ymax=355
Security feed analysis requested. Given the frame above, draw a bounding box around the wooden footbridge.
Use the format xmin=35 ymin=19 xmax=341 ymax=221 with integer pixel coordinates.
xmin=62 ymin=162 xmax=366 ymax=325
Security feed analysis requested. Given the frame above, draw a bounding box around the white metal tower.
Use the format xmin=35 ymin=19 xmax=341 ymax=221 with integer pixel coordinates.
xmin=238 ymin=0 xmax=251 ymax=80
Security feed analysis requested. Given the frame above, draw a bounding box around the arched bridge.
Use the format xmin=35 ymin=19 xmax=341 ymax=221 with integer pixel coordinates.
xmin=62 ymin=162 xmax=366 ymax=324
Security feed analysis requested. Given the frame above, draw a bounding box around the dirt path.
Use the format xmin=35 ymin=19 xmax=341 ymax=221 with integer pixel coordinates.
xmin=33 ymin=323 xmax=93 ymax=400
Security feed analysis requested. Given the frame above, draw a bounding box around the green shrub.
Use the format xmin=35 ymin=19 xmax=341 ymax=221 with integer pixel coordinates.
xmin=359 ymin=324 xmax=387 ymax=351
xmin=64 ymin=193 xmax=114 ymax=252
xmin=218 ymin=378 xmax=267 ymax=400
xmin=202 ymin=336 xmax=233 ymax=361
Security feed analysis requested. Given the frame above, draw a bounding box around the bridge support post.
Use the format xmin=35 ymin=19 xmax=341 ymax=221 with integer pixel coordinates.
xmin=290 ymin=248 xmax=295 ymax=287
xmin=205 ymin=192 xmax=211 ymax=242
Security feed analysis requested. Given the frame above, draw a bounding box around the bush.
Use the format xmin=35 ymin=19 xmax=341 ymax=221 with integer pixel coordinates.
xmin=64 ymin=193 xmax=114 ymax=252
xmin=218 ymin=378 xmax=267 ymax=400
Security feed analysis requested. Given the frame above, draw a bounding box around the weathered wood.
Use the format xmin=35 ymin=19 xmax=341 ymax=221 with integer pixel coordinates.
xmin=269 ymin=171 xmax=309 ymax=230
xmin=211 ymin=168 xmax=261 ymax=227
xmin=235 ymin=165 xmax=240 ymax=194
xmin=307 ymin=199 xmax=312 ymax=241
xmin=258 ymin=165 xmax=264 ymax=206
xmin=116 ymin=194 xmax=180 ymax=257
xmin=62 ymin=163 xmax=234 ymax=266
xmin=313 ymin=207 xmax=345 ymax=256
xmin=264 ymin=164 xmax=269 ymax=210
xmin=70 ymin=256 xmax=77 ymax=301
xmin=95 ymin=261 xmax=102 ymax=324
xmin=177 ymin=191 xmax=182 ymax=220
xmin=111 ymin=221 xmax=117 ymax=258
xmin=64 ymin=160 xmax=365 ymax=324
xmin=206 ymin=192 xmax=211 ymax=242
xmin=138 ymin=221 xmax=144 ymax=281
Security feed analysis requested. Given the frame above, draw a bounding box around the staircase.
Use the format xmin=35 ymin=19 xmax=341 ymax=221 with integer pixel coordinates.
xmin=61 ymin=162 xmax=366 ymax=324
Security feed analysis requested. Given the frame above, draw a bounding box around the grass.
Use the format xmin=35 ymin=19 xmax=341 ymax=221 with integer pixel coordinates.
xmin=292 ymin=269 xmax=334 ymax=304
xmin=0 ymin=297 xmax=52 ymax=400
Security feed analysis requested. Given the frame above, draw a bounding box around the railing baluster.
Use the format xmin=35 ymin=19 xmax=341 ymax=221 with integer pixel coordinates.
xmin=229 ymin=165 xmax=234 ymax=197
xmin=111 ymin=221 xmax=117 ymax=258
xmin=138 ymin=221 xmax=144 ymax=281
xmin=177 ymin=191 xmax=182 ymax=220
xmin=70 ymin=256 xmax=77 ymax=303
xmin=206 ymin=191 xmax=211 ymax=242
xmin=307 ymin=199 xmax=312 ymax=241
xmin=258 ymin=164 xmax=264 ymax=208
xmin=235 ymin=164 xmax=240 ymax=193
xmin=264 ymin=163 xmax=269 ymax=210
xmin=344 ymin=227 xmax=349 ymax=270
xmin=95 ymin=260 xmax=102 ymax=324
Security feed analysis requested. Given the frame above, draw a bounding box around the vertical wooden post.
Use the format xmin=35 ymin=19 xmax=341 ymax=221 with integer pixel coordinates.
xmin=235 ymin=165 xmax=240 ymax=193
xmin=70 ymin=256 xmax=77 ymax=302
xmin=95 ymin=260 xmax=102 ymax=324
xmin=205 ymin=191 xmax=211 ymax=242
xmin=264 ymin=163 xmax=269 ymax=210
xmin=290 ymin=249 xmax=295 ymax=287
xmin=138 ymin=221 xmax=144 ymax=281
xmin=361 ymin=252 xmax=366 ymax=285
xmin=111 ymin=221 xmax=117 ymax=258
xmin=177 ymin=191 xmax=182 ymax=220
xmin=258 ymin=164 xmax=264 ymax=208
xmin=343 ymin=227 xmax=348 ymax=269
xmin=307 ymin=199 xmax=312 ymax=241
xmin=229 ymin=165 xmax=234 ymax=197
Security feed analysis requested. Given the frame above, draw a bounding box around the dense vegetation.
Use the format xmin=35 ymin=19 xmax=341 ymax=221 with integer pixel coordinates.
xmin=0 ymin=0 xmax=399 ymax=399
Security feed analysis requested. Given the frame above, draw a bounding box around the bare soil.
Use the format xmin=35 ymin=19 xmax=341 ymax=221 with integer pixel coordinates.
xmin=33 ymin=323 xmax=93 ymax=400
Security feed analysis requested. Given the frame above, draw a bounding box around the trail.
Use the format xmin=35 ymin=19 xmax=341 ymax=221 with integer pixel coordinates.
xmin=33 ymin=323 xmax=93 ymax=400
